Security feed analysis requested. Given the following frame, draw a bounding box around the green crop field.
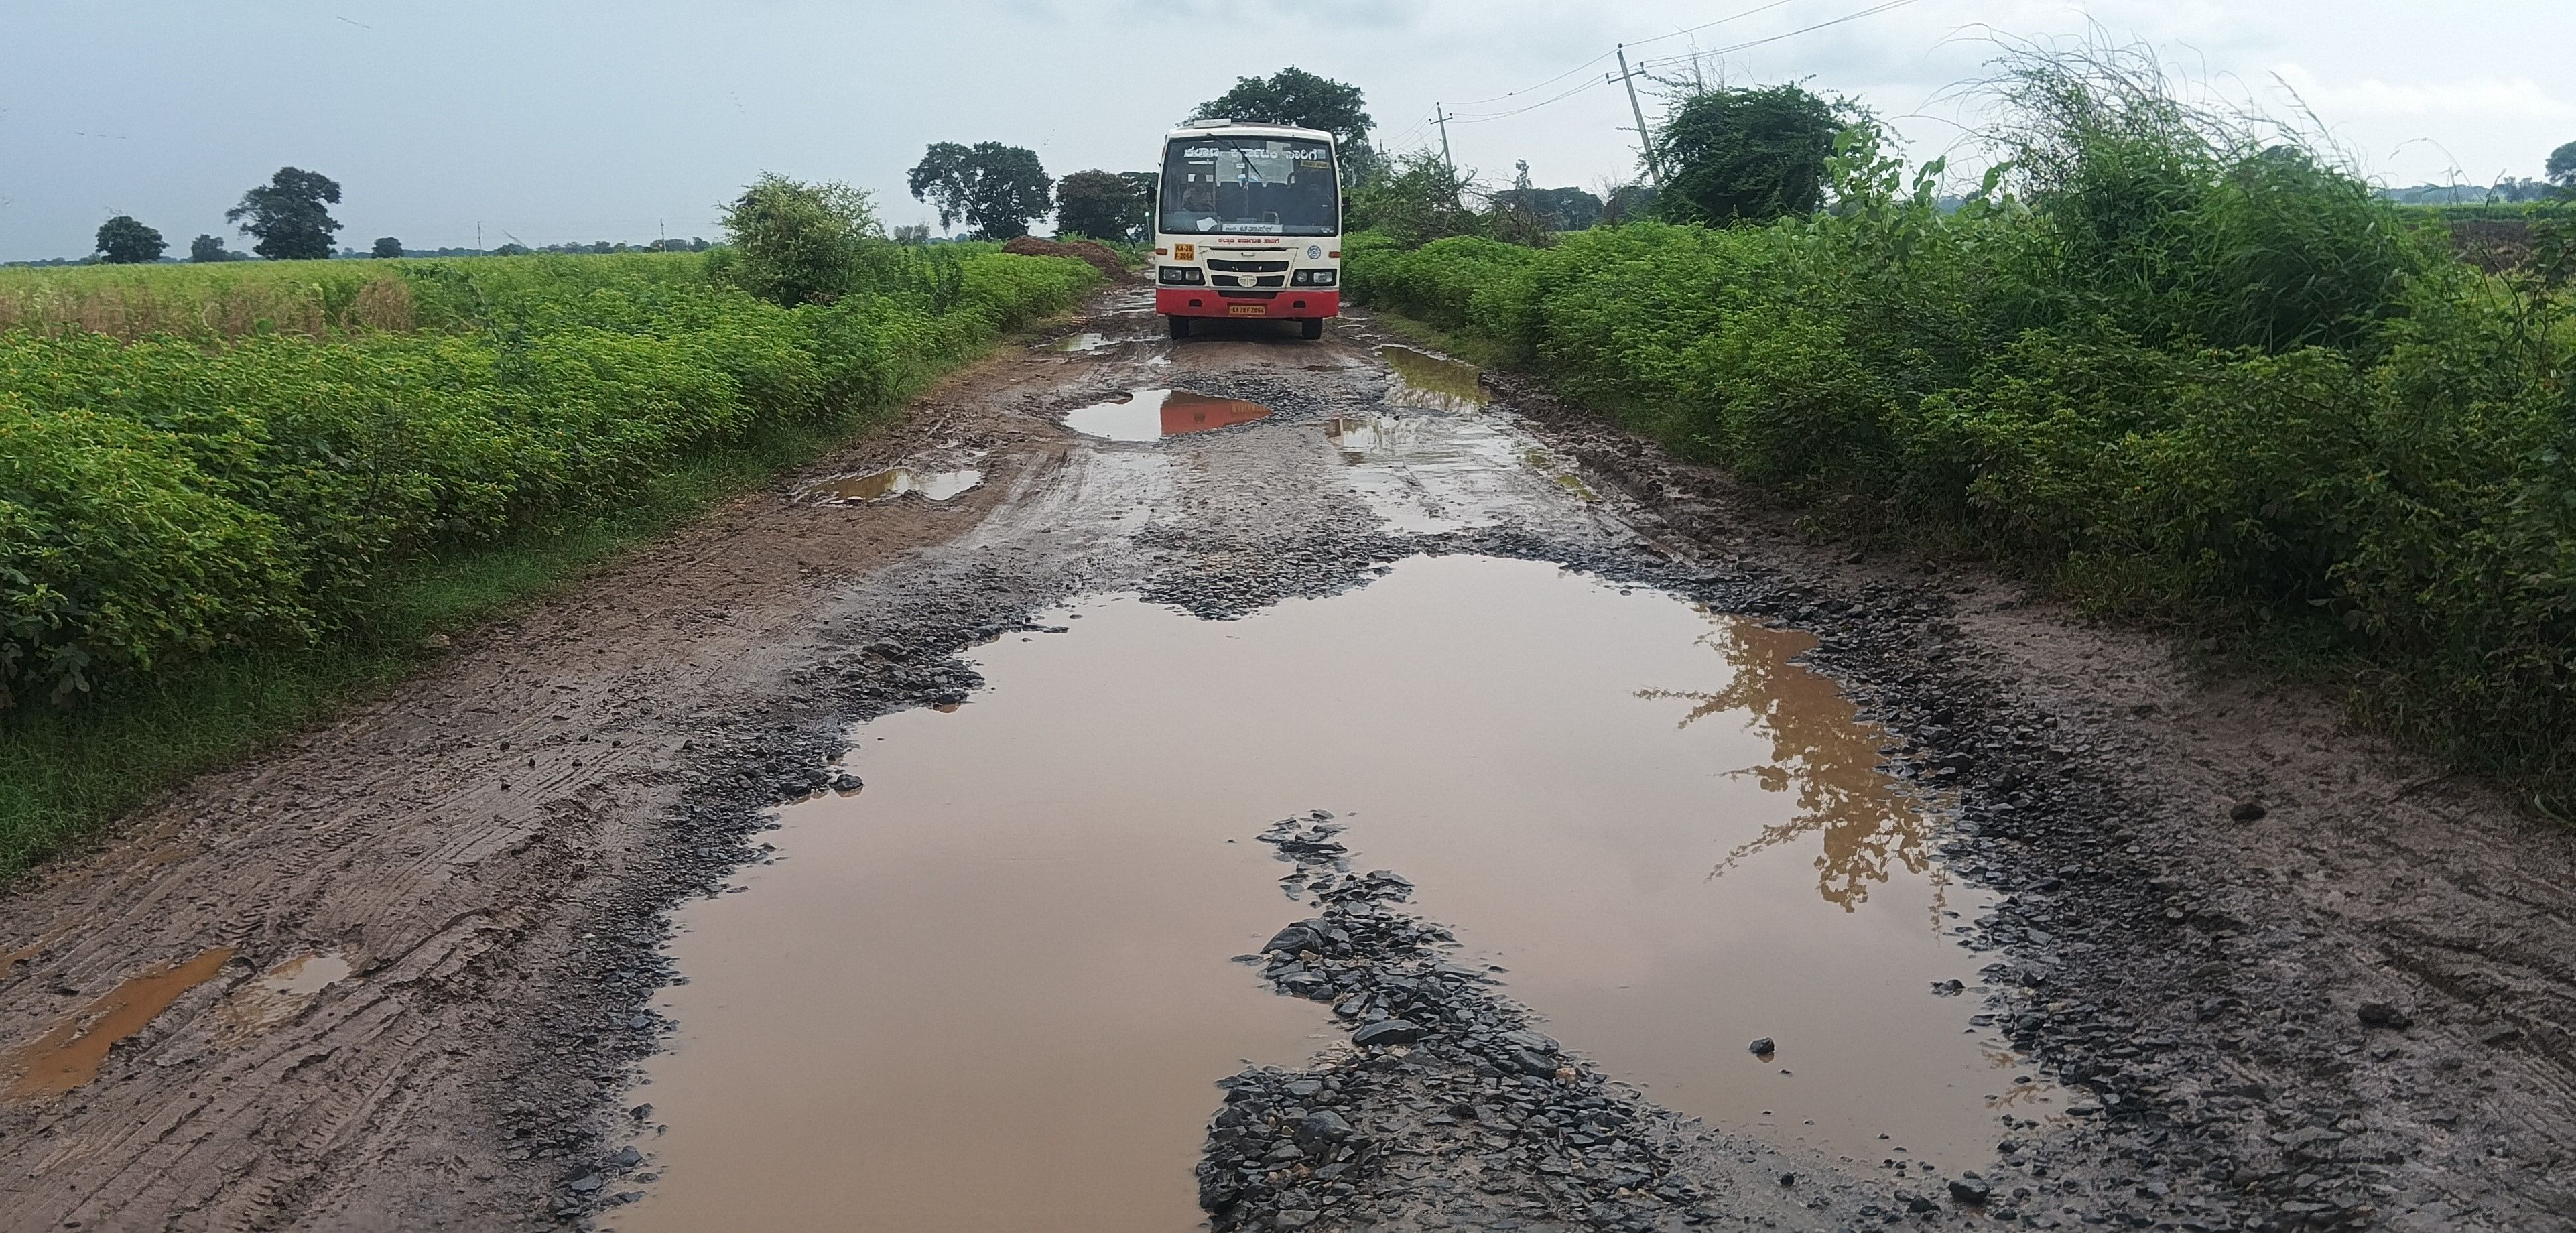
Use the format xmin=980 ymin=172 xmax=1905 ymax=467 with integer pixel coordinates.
xmin=0 ymin=247 xmax=1100 ymax=874
xmin=1347 ymin=101 xmax=2576 ymax=818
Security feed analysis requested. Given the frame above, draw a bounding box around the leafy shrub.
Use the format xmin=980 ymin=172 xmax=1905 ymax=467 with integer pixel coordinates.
xmin=1346 ymin=52 xmax=2576 ymax=801
xmin=0 ymin=249 xmax=1100 ymax=708
xmin=1653 ymin=84 xmax=1852 ymax=227
xmin=716 ymin=174 xmax=884 ymax=306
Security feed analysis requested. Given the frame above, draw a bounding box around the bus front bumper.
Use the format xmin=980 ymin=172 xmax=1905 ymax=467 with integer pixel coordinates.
xmin=1156 ymin=289 xmax=1340 ymax=320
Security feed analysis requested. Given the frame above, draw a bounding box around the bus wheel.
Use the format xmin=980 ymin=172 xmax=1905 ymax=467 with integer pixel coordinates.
xmin=1167 ymin=315 xmax=1189 ymax=340
xmin=1299 ymin=318 xmax=1325 ymax=340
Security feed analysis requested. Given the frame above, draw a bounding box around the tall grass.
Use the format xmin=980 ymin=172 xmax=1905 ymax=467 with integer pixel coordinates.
xmin=1349 ymin=48 xmax=2576 ymax=814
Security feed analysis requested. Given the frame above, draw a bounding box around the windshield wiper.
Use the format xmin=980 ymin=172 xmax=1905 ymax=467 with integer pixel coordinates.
xmin=1216 ymin=139 xmax=1268 ymax=186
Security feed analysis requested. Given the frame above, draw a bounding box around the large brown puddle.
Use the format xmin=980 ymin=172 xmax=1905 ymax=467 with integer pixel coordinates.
xmin=621 ymin=556 xmax=2054 ymax=1230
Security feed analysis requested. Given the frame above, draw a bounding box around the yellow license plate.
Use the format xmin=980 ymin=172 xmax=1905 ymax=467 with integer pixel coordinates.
xmin=1228 ymin=304 xmax=1266 ymax=316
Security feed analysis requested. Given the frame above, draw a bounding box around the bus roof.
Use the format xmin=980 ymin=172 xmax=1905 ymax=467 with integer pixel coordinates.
xmin=1163 ymin=121 xmax=1335 ymax=144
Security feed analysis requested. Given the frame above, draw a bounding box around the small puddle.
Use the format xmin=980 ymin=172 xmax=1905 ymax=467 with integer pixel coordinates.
xmin=624 ymin=556 xmax=2054 ymax=1228
xmin=214 ymin=951 xmax=352 ymax=1041
xmin=1063 ymin=389 xmax=1274 ymax=442
xmin=4 ymin=947 xmax=237 ymax=1098
xmin=808 ymin=467 xmax=984 ymax=503
xmin=1048 ymin=331 xmax=1150 ymax=354
xmin=1378 ymin=344 xmax=1487 ymax=411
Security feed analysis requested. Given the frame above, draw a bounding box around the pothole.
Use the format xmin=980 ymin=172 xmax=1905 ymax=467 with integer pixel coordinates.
xmin=615 ymin=556 xmax=2055 ymax=1230
xmin=214 ymin=951 xmax=353 ymax=1043
xmin=1064 ymin=389 xmax=1275 ymax=442
xmin=807 ymin=467 xmax=986 ymax=503
xmin=1378 ymin=345 xmax=1486 ymax=411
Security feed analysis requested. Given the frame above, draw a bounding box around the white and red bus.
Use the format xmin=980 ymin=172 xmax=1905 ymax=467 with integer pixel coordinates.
xmin=1151 ymin=119 xmax=1342 ymax=340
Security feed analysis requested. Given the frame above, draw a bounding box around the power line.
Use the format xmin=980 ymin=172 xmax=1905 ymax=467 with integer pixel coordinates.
xmin=1623 ymin=0 xmax=1807 ymax=51
xmin=1445 ymin=0 xmax=1933 ymax=127
xmin=1634 ymin=0 xmax=1931 ymax=73
xmin=1445 ymin=0 xmax=1803 ymax=111
xmin=1450 ymin=74 xmax=1612 ymax=124
xmin=1447 ymin=48 xmax=1619 ymax=110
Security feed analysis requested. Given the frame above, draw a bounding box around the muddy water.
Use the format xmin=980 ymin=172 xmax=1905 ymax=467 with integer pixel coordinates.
xmin=1378 ymin=344 xmax=1486 ymax=411
xmin=1063 ymin=389 xmax=1274 ymax=442
xmin=4 ymin=947 xmax=235 ymax=1097
xmin=215 ymin=951 xmax=352 ymax=1041
xmin=810 ymin=467 xmax=985 ymax=503
xmin=625 ymin=555 xmax=2051 ymax=1229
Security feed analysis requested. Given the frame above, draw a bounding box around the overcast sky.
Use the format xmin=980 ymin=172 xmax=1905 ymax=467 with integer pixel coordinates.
xmin=4 ymin=0 xmax=2570 ymax=261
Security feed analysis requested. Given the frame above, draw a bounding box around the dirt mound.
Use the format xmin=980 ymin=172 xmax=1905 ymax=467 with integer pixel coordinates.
xmin=1002 ymin=235 xmax=1134 ymax=281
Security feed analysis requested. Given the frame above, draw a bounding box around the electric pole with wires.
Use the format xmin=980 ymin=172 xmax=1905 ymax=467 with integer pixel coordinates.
xmin=1610 ymin=44 xmax=1663 ymax=188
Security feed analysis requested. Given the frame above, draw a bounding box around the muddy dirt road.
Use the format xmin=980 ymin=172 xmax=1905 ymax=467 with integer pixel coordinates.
xmin=3 ymin=285 xmax=2573 ymax=1232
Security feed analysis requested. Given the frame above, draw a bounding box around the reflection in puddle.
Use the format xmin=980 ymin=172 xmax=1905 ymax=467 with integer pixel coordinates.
xmin=809 ymin=468 xmax=985 ymax=503
xmin=1378 ymin=344 xmax=1486 ymax=411
xmin=623 ymin=556 xmax=2053 ymax=1231
xmin=4 ymin=947 xmax=236 ymax=1098
xmin=1062 ymin=389 xmax=1274 ymax=442
xmin=215 ymin=951 xmax=353 ymax=1042
xmin=1645 ymin=621 xmax=1937 ymax=913
xmin=1051 ymin=331 xmax=1110 ymax=352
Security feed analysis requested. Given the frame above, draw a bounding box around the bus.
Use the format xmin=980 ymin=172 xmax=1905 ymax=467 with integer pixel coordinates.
xmin=1151 ymin=119 xmax=1342 ymax=340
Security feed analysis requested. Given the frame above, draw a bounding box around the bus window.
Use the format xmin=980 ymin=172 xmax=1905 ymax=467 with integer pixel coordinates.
xmin=1159 ymin=136 xmax=1339 ymax=236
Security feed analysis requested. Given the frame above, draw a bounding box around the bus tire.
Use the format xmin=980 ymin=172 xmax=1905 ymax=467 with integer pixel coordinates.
xmin=1299 ymin=317 xmax=1325 ymax=340
xmin=1167 ymin=315 xmax=1189 ymax=340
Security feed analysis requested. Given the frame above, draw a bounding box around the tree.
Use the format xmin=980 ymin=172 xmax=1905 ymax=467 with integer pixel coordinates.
xmin=371 ymin=236 xmax=403 ymax=259
xmin=188 ymin=234 xmax=237 ymax=263
xmin=1599 ymin=182 xmax=1658 ymax=225
xmin=718 ymin=172 xmax=881 ymax=306
xmin=907 ymin=142 xmax=1053 ymax=240
xmin=226 ymin=167 xmax=343 ymax=259
xmin=1653 ymin=84 xmax=1852 ymax=226
xmin=94 ymin=216 xmax=166 ymax=263
xmin=2549 ymin=140 xmax=2576 ymax=192
xmin=1346 ymin=151 xmax=1482 ymax=247
xmin=1055 ymin=168 xmax=1147 ymax=241
xmin=1192 ymin=68 xmax=1378 ymax=182
xmin=1489 ymin=162 xmax=1604 ymax=235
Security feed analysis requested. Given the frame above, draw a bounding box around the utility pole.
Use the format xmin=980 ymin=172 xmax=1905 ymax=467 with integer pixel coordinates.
xmin=1433 ymin=103 xmax=1456 ymax=180
xmin=1611 ymin=44 xmax=1663 ymax=188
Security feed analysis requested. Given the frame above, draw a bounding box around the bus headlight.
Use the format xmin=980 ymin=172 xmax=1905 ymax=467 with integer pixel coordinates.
xmin=1158 ymin=266 xmax=1205 ymax=285
xmin=1291 ymin=269 xmax=1337 ymax=287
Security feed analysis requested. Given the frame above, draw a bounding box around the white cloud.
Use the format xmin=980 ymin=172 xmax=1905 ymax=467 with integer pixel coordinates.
xmin=2271 ymin=62 xmax=2576 ymax=122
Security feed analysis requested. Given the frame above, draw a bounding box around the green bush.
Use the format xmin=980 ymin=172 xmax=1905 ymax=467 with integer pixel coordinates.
xmin=1346 ymin=58 xmax=2576 ymax=803
xmin=0 ymin=250 xmax=1099 ymax=710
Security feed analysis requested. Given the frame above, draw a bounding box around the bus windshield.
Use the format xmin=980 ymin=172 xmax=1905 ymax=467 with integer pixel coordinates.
xmin=1159 ymin=135 xmax=1338 ymax=236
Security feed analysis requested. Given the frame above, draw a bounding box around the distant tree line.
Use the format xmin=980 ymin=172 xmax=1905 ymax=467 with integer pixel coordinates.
xmin=50 ymin=165 xmax=718 ymax=265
